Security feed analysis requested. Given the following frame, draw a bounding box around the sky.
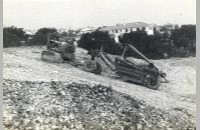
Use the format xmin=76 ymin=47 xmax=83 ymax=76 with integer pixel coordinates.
xmin=3 ymin=0 xmax=196 ymax=30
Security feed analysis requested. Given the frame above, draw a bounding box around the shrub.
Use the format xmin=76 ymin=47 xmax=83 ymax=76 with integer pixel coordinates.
xmin=78 ymin=31 xmax=121 ymax=54
xmin=28 ymin=28 xmax=58 ymax=46
xmin=78 ymin=30 xmax=176 ymax=59
xmin=3 ymin=26 xmax=27 ymax=48
xmin=171 ymin=25 xmax=196 ymax=50
xmin=120 ymin=31 xmax=169 ymax=59
xmin=120 ymin=31 xmax=148 ymax=52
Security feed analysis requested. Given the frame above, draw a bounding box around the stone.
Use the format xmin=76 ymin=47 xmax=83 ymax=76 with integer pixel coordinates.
xmin=69 ymin=114 xmax=75 ymax=120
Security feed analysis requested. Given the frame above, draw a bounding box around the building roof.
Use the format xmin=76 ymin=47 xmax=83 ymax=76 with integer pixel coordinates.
xmin=99 ymin=22 xmax=150 ymax=31
xmin=162 ymin=23 xmax=177 ymax=30
xmin=80 ymin=26 xmax=95 ymax=32
xmin=149 ymin=23 xmax=160 ymax=27
xmin=25 ymin=31 xmax=34 ymax=35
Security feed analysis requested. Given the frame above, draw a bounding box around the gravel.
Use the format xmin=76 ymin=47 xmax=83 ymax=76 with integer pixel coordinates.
xmin=3 ymin=79 xmax=195 ymax=130
xmin=3 ymin=46 xmax=196 ymax=130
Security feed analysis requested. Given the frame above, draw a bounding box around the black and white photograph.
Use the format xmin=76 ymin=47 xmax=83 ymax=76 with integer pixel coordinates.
xmin=3 ymin=0 xmax=196 ymax=129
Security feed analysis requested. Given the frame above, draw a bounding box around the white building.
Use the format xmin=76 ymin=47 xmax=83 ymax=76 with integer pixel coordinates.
xmin=58 ymin=28 xmax=68 ymax=34
xmin=99 ymin=22 xmax=159 ymax=42
xmin=23 ymin=29 xmax=35 ymax=40
xmin=79 ymin=26 xmax=96 ymax=35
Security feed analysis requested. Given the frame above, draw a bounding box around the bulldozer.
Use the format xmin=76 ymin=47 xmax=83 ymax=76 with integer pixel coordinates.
xmin=41 ymin=33 xmax=75 ymax=63
xmin=83 ymin=44 xmax=167 ymax=90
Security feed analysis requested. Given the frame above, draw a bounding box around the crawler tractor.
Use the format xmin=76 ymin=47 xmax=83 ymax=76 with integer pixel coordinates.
xmin=83 ymin=44 xmax=167 ymax=90
xmin=41 ymin=33 xmax=75 ymax=63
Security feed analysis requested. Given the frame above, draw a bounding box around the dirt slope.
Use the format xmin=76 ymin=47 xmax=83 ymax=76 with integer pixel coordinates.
xmin=3 ymin=46 xmax=196 ymax=129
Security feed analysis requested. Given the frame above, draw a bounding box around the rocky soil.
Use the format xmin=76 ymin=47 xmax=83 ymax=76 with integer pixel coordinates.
xmin=3 ymin=46 xmax=196 ymax=130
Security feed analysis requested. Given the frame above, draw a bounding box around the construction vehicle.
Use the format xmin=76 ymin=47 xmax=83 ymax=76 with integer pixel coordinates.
xmin=41 ymin=33 xmax=75 ymax=63
xmin=83 ymin=44 xmax=167 ymax=90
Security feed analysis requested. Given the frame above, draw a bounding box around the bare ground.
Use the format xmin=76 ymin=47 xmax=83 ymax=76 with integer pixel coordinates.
xmin=3 ymin=46 xmax=196 ymax=129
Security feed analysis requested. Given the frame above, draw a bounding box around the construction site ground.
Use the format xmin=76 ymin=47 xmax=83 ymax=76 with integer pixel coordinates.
xmin=3 ymin=46 xmax=196 ymax=130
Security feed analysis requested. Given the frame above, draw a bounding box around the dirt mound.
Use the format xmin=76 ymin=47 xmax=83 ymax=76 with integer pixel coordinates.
xmin=3 ymin=46 xmax=196 ymax=130
xmin=3 ymin=79 xmax=195 ymax=130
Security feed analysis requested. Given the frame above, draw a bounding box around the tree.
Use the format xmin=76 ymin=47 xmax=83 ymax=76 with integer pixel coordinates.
xmin=120 ymin=31 xmax=161 ymax=58
xmin=3 ymin=26 xmax=27 ymax=48
xmin=171 ymin=25 xmax=196 ymax=48
xmin=120 ymin=30 xmax=175 ymax=59
xmin=171 ymin=25 xmax=196 ymax=56
xmin=78 ymin=31 xmax=121 ymax=54
xmin=120 ymin=31 xmax=148 ymax=49
xmin=28 ymin=28 xmax=58 ymax=46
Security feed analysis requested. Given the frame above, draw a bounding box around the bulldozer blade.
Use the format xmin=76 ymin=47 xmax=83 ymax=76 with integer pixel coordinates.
xmin=41 ymin=50 xmax=63 ymax=63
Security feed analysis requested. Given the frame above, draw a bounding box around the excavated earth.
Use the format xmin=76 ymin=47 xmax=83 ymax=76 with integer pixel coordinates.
xmin=3 ymin=46 xmax=196 ymax=130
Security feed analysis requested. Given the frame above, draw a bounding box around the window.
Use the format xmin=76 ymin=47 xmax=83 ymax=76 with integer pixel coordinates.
xmin=142 ymin=27 xmax=145 ymax=31
xmin=132 ymin=28 xmax=136 ymax=31
xmin=136 ymin=28 xmax=140 ymax=31
xmin=115 ymin=30 xmax=118 ymax=33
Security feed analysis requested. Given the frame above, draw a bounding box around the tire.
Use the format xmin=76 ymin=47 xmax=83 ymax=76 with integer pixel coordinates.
xmin=93 ymin=61 xmax=102 ymax=74
xmin=83 ymin=60 xmax=97 ymax=73
xmin=146 ymin=76 xmax=161 ymax=90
